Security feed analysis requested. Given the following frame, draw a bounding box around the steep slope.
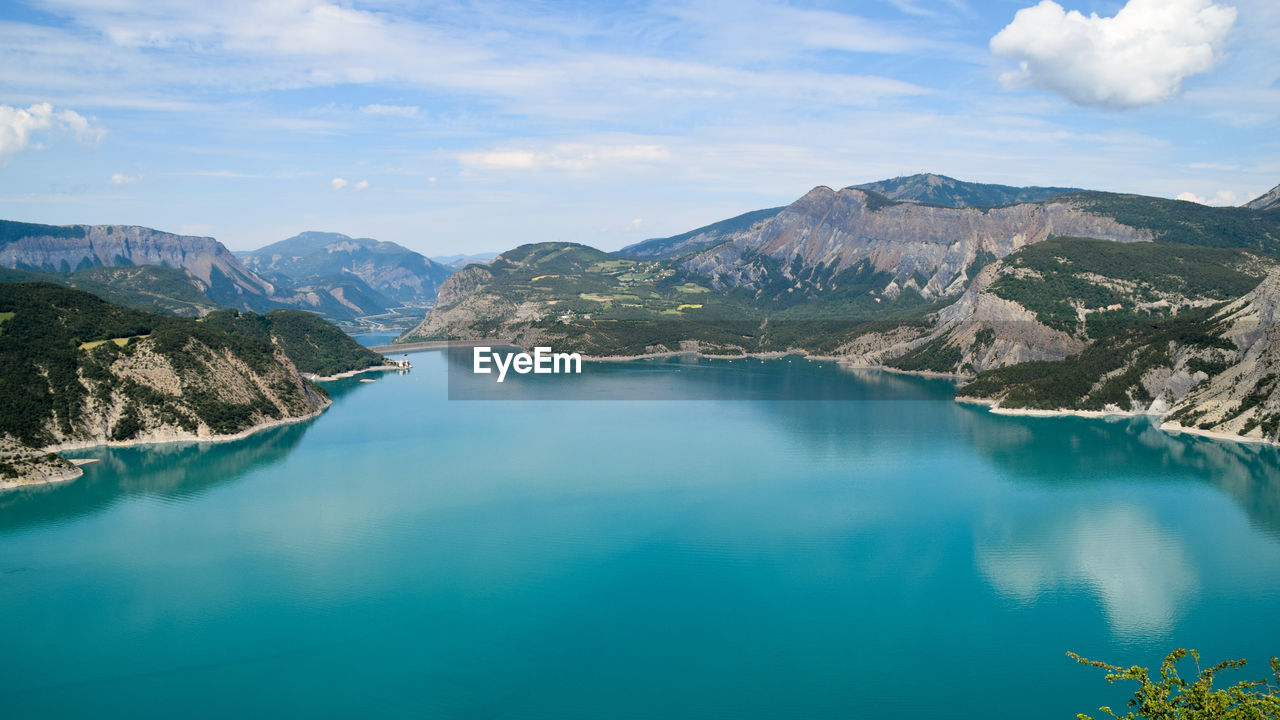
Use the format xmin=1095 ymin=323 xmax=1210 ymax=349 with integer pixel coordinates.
xmin=243 ymin=231 xmax=452 ymax=309
xmin=850 ymin=173 xmax=1081 ymax=208
xmin=945 ymin=240 xmax=1276 ymax=415
xmin=0 ymin=265 xmax=220 ymax=317
xmin=1245 ymin=183 xmax=1280 ymax=212
xmin=683 ymin=186 xmax=1152 ymax=302
xmin=0 ymin=220 xmax=276 ymax=310
xmin=1160 ymin=269 xmax=1280 ymax=441
xmin=618 ymin=207 xmax=784 ymax=260
xmin=201 ymin=308 xmax=385 ymax=377
xmin=0 ymin=283 xmax=387 ymax=485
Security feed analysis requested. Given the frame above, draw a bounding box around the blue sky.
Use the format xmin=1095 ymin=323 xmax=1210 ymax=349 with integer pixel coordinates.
xmin=0 ymin=0 xmax=1276 ymax=254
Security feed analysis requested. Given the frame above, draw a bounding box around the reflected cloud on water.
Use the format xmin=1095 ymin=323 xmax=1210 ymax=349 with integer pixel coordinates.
xmin=976 ymin=503 xmax=1199 ymax=641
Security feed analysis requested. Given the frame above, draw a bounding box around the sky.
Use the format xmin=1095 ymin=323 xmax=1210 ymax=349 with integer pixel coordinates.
xmin=0 ymin=0 xmax=1276 ymax=255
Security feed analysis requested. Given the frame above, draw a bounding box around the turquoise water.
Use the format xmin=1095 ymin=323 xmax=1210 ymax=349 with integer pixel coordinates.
xmin=2 ymin=352 xmax=1279 ymax=718
xmin=350 ymin=330 xmax=399 ymax=347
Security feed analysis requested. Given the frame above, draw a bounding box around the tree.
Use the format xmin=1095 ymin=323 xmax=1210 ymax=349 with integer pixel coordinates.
xmin=1069 ymin=648 xmax=1280 ymax=720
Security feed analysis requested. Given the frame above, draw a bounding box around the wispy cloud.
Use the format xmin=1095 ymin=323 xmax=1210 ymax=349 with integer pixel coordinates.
xmin=459 ymin=143 xmax=672 ymax=174
xmin=360 ymin=104 xmax=420 ymax=118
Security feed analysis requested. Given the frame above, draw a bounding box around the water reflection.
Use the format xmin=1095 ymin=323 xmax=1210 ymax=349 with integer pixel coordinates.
xmin=0 ymin=418 xmax=314 ymax=535
xmin=976 ymin=503 xmax=1199 ymax=640
xmin=958 ymin=409 xmax=1280 ymax=539
xmin=444 ymin=348 xmax=960 ymax=402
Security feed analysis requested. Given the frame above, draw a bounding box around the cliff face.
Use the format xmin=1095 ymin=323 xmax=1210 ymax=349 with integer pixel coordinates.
xmin=0 ymin=223 xmax=275 ymax=308
xmin=1245 ymin=183 xmax=1280 ymax=212
xmin=682 ymin=187 xmax=1151 ymax=300
xmin=0 ymin=283 xmax=366 ymax=486
xmin=1161 ymin=268 xmax=1280 ymax=441
xmin=0 ymin=438 xmax=82 ymax=488
xmin=52 ymin=338 xmax=330 ymax=450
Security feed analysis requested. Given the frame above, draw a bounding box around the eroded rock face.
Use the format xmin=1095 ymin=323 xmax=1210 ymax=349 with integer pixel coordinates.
xmin=1244 ymin=183 xmax=1280 ymax=212
xmin=0 ymin=225 xmax=274 ymax=301
xmin=683 ymin=187 xmax=1151 ymax=300
xmin=44 ymin=338 xmax=329 ymax=451
xmin=0 ymin=438 xmax=81 ymax=489
xmin=1163 ymin=268 xmax=1280 ymax=440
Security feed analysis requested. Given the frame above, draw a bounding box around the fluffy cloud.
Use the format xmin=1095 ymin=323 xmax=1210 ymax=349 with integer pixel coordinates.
xmin=0 ymin=103 xmax=105 ymax=164
xmin=990 ymin=0 xmax=1236 ymax=109
xmin=110 ymin=172 xmax=142 ymax=184
xmin=1175 ymin=189 xmax=1239 ymax=205
xmin=332 ymin=177 xmax=369 ymax=190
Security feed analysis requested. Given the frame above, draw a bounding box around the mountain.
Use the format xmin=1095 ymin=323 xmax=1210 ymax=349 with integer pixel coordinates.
xmin=1245 ymin=183 xmax=1280 ymax=212
xmin=618 ymin=207 xmax=785 ymax=260
xmin=0 ymin=220 xmax=276 ymax=310
xmin=0 ymin=282 xmax=386 ymax=486
xmin=431 ymin=252 xmax=499 ymax=271
xmin=849 ymin=173 xmax=1082 ymax=208
xmin=199 ymin=308 xmax=385 ymax=378
xmin=242 ymin=231 xmax=452 ymax=313
xmin=401 ymin=173 xmax=1280 ymax=445
xmin=0 ymin=264 xmax=219 ymax=317
xmin=680 ymin=186 xmax=1150 ymax=302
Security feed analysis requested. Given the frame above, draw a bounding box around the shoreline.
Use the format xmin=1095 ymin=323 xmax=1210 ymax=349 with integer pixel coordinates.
xmin=386 ymin=343 xmax=1280 ymax=449
xmin=16 ymin=349 xmax=1274 ymax=489
xmin=0 ymin=465 xmax=83 ymax=491
xmin=42 ymin=401 xmax=331 ymax=456
xmin=955 ymin=395 xmax=1153 ymax=419
xmin=1158 ymin=421 xmax=1280 ymax=448
xmin=306 ymin=364 xmax=405 ymax=382
xmin=955 ymin=395 xmax=1278 ymax=448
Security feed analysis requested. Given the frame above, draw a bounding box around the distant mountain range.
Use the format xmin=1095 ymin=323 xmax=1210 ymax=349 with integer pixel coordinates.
xmin=430 ymin=252 xmax=500 ymax=271
xmin=405 ymin=172 xmax=1280 ymax=446
xmin=0 ymin=222 xmax=456 ymax=322
xmin=239 ymin=231 xmax=452 ymax=318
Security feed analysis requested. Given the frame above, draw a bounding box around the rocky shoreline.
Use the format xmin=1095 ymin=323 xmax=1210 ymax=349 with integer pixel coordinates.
xmin=1 ymin=402 xmax=333 ymax=491
xmin=306 ymin=364 xmax=405 ymax=382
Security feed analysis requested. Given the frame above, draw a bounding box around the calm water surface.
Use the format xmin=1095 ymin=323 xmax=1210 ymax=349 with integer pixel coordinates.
xmin=2 ymin=352 xmax=1279 ymax=718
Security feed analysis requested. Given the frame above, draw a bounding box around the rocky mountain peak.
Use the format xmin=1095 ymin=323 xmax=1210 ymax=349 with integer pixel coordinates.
xmin=1244 ymin=183 xmax=1280 ymax=212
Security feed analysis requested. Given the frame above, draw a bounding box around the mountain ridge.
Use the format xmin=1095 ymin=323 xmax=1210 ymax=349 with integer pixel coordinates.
xmin=849 ymin=173 xmax=1083 ymax=208
xmin=402 ymin=173 xmax=1280 ymax=447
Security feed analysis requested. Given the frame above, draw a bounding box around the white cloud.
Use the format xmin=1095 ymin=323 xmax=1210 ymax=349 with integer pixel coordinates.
xmin=459 ymin=143 xmax=672 ymax=173
xmin=110 ymin=172 xmax=142 ymax=184
xmin=331 ymin=177 xmax=369 ymax=190
xmin=990 ymin=0 xmax=1237 ymax=109
xmin=0 ymin=102 xmax=105 ymax=164
xmin=1175 ymin=189 xmax=1239 ymax=205
xmin=360 ymin=104 xmax=419 ymax=117
xmin=977 ymin=505 xmax=1199 ymax=638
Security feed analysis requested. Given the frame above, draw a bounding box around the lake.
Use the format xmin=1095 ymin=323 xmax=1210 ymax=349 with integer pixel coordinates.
xmin=2 ymin=351 xmax=1279 ymax=718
